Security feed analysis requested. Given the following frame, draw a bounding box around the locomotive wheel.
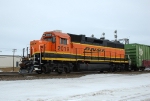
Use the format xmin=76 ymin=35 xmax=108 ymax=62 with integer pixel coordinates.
xmin=64 ymin=67 xmax=70 ymax=73
xmin=56 ymin=65 xmax=63 ymax=74
xmin=109 ymin=66 xmax=114 ymax=72
xmin=42 ymin=66 xmax=47 ymax=74
xmin=116 ymin=64 xmax=121 ymax=72
xmin=121 ymin=65 xmax=125 ymax=72
xmin=99 ymin=71 xmax=103 ymax=73
xmin=57 ymin=68 xmax=63 ymax=74
xmin=36 ymin=70 xmax=43 ymax=74
xmin=58 ymin=71 xmax=62 ymax=74
xmin=42 ymin=65 xmax=51 ymax=74
xmin=57 ymin=67 xmax=63 ymax=74
xmin=109 ymin=65 xmax=116 ymax=72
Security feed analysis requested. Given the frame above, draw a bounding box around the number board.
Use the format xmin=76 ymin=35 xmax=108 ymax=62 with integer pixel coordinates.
xmin=58 ymin=46 xmax=69 ymax=51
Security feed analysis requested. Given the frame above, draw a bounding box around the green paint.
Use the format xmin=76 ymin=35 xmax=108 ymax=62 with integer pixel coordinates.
xmin=125 ymin=43 xmax=150 ymax=68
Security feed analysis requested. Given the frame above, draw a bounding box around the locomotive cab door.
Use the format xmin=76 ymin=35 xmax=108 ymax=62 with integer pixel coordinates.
xmin=51 ymin=36 xmax=56 ymax=51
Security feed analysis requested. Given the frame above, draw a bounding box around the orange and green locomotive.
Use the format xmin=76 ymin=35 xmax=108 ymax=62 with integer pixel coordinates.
xmin=19 ymin=30 xmax=130 ymax=74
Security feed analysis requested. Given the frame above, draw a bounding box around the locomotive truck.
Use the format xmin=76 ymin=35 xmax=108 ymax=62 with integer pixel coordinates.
xmin=19 ymin=30 xmax=131 ymax=74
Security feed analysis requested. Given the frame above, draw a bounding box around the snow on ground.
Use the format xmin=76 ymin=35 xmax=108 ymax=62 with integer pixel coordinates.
xmin=0 ymin=73 xmax=150 ymax=101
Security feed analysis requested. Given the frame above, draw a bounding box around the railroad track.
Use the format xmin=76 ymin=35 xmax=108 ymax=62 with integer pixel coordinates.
xmin=0 ymin=71 xmax=100 ymax=81
xmin=0 ymin=70 xmax=150 ymax=76
xmin=0 ymin=71 xmax=150 ymax=81
xmin=0 ymin=71 xmax=101 ymax=76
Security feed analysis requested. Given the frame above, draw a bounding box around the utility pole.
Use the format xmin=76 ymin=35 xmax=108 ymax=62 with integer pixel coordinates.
xmin=27 ymin=47 xmax=28 ymax=58
xmin=12 ymin=49 xmax=17 ymax=71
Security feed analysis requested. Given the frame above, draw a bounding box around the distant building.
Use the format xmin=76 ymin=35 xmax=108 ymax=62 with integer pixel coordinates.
xmin=0 ymin=55 xmax=21 ymax=68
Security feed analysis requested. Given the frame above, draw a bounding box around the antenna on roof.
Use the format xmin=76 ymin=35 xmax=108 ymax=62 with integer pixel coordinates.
xmin=100 ymin=32 xmax=105 ymax=40
xmin=91 ymin=34 xmax=94 ymax=38
xmin=114 ymin=30 xmax=117 ymax=41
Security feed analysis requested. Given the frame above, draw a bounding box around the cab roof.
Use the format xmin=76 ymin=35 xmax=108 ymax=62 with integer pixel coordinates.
xmin=40 ymin=30 xmax=70 ymax=40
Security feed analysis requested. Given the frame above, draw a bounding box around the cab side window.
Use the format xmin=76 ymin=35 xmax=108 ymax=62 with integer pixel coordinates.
xmin=60 ymin=38 xmax=67 ymax=45
xmin=64 ymin=39 xmax=67 ymax=45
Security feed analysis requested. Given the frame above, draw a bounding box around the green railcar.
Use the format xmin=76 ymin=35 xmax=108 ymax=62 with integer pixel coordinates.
xmin=125 ymin=43 xmax=150 ymax=70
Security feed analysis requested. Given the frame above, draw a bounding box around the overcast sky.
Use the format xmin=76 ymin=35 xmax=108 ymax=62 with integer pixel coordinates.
xmin=0 ymin=0 xmax=150 ymax=55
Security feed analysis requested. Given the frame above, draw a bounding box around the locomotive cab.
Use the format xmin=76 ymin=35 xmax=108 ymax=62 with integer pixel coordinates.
xmin=30 ymin=30 xmax=71 ymax=60
xmin=39 ymin=30 xmax=70 ymax=53
xmin=27 ymin=30 xmax=71 ymax=74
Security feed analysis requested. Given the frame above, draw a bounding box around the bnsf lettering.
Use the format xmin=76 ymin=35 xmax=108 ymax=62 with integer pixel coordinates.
xmin=84 ymin=47 xmax=105 ymax=52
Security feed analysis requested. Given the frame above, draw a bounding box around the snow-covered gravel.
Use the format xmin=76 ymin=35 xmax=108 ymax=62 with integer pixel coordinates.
xmin=0 ymin=73 xmax=150 ymax=101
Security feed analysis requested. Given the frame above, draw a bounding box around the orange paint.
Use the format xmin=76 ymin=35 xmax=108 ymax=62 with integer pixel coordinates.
xmin=30 ymin=30 xmax=126 ymax=59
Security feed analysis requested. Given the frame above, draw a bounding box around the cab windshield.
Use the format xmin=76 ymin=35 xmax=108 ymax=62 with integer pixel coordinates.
xmin=44 ymin=38 xmax=52 ymax=41
xmin=44 ymin=36 xmax=55 ymax=43
xmin=43 ymin=33 xmax=52 ymax=41
xmin=42 ymin=33 xmax=55 ymax=43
